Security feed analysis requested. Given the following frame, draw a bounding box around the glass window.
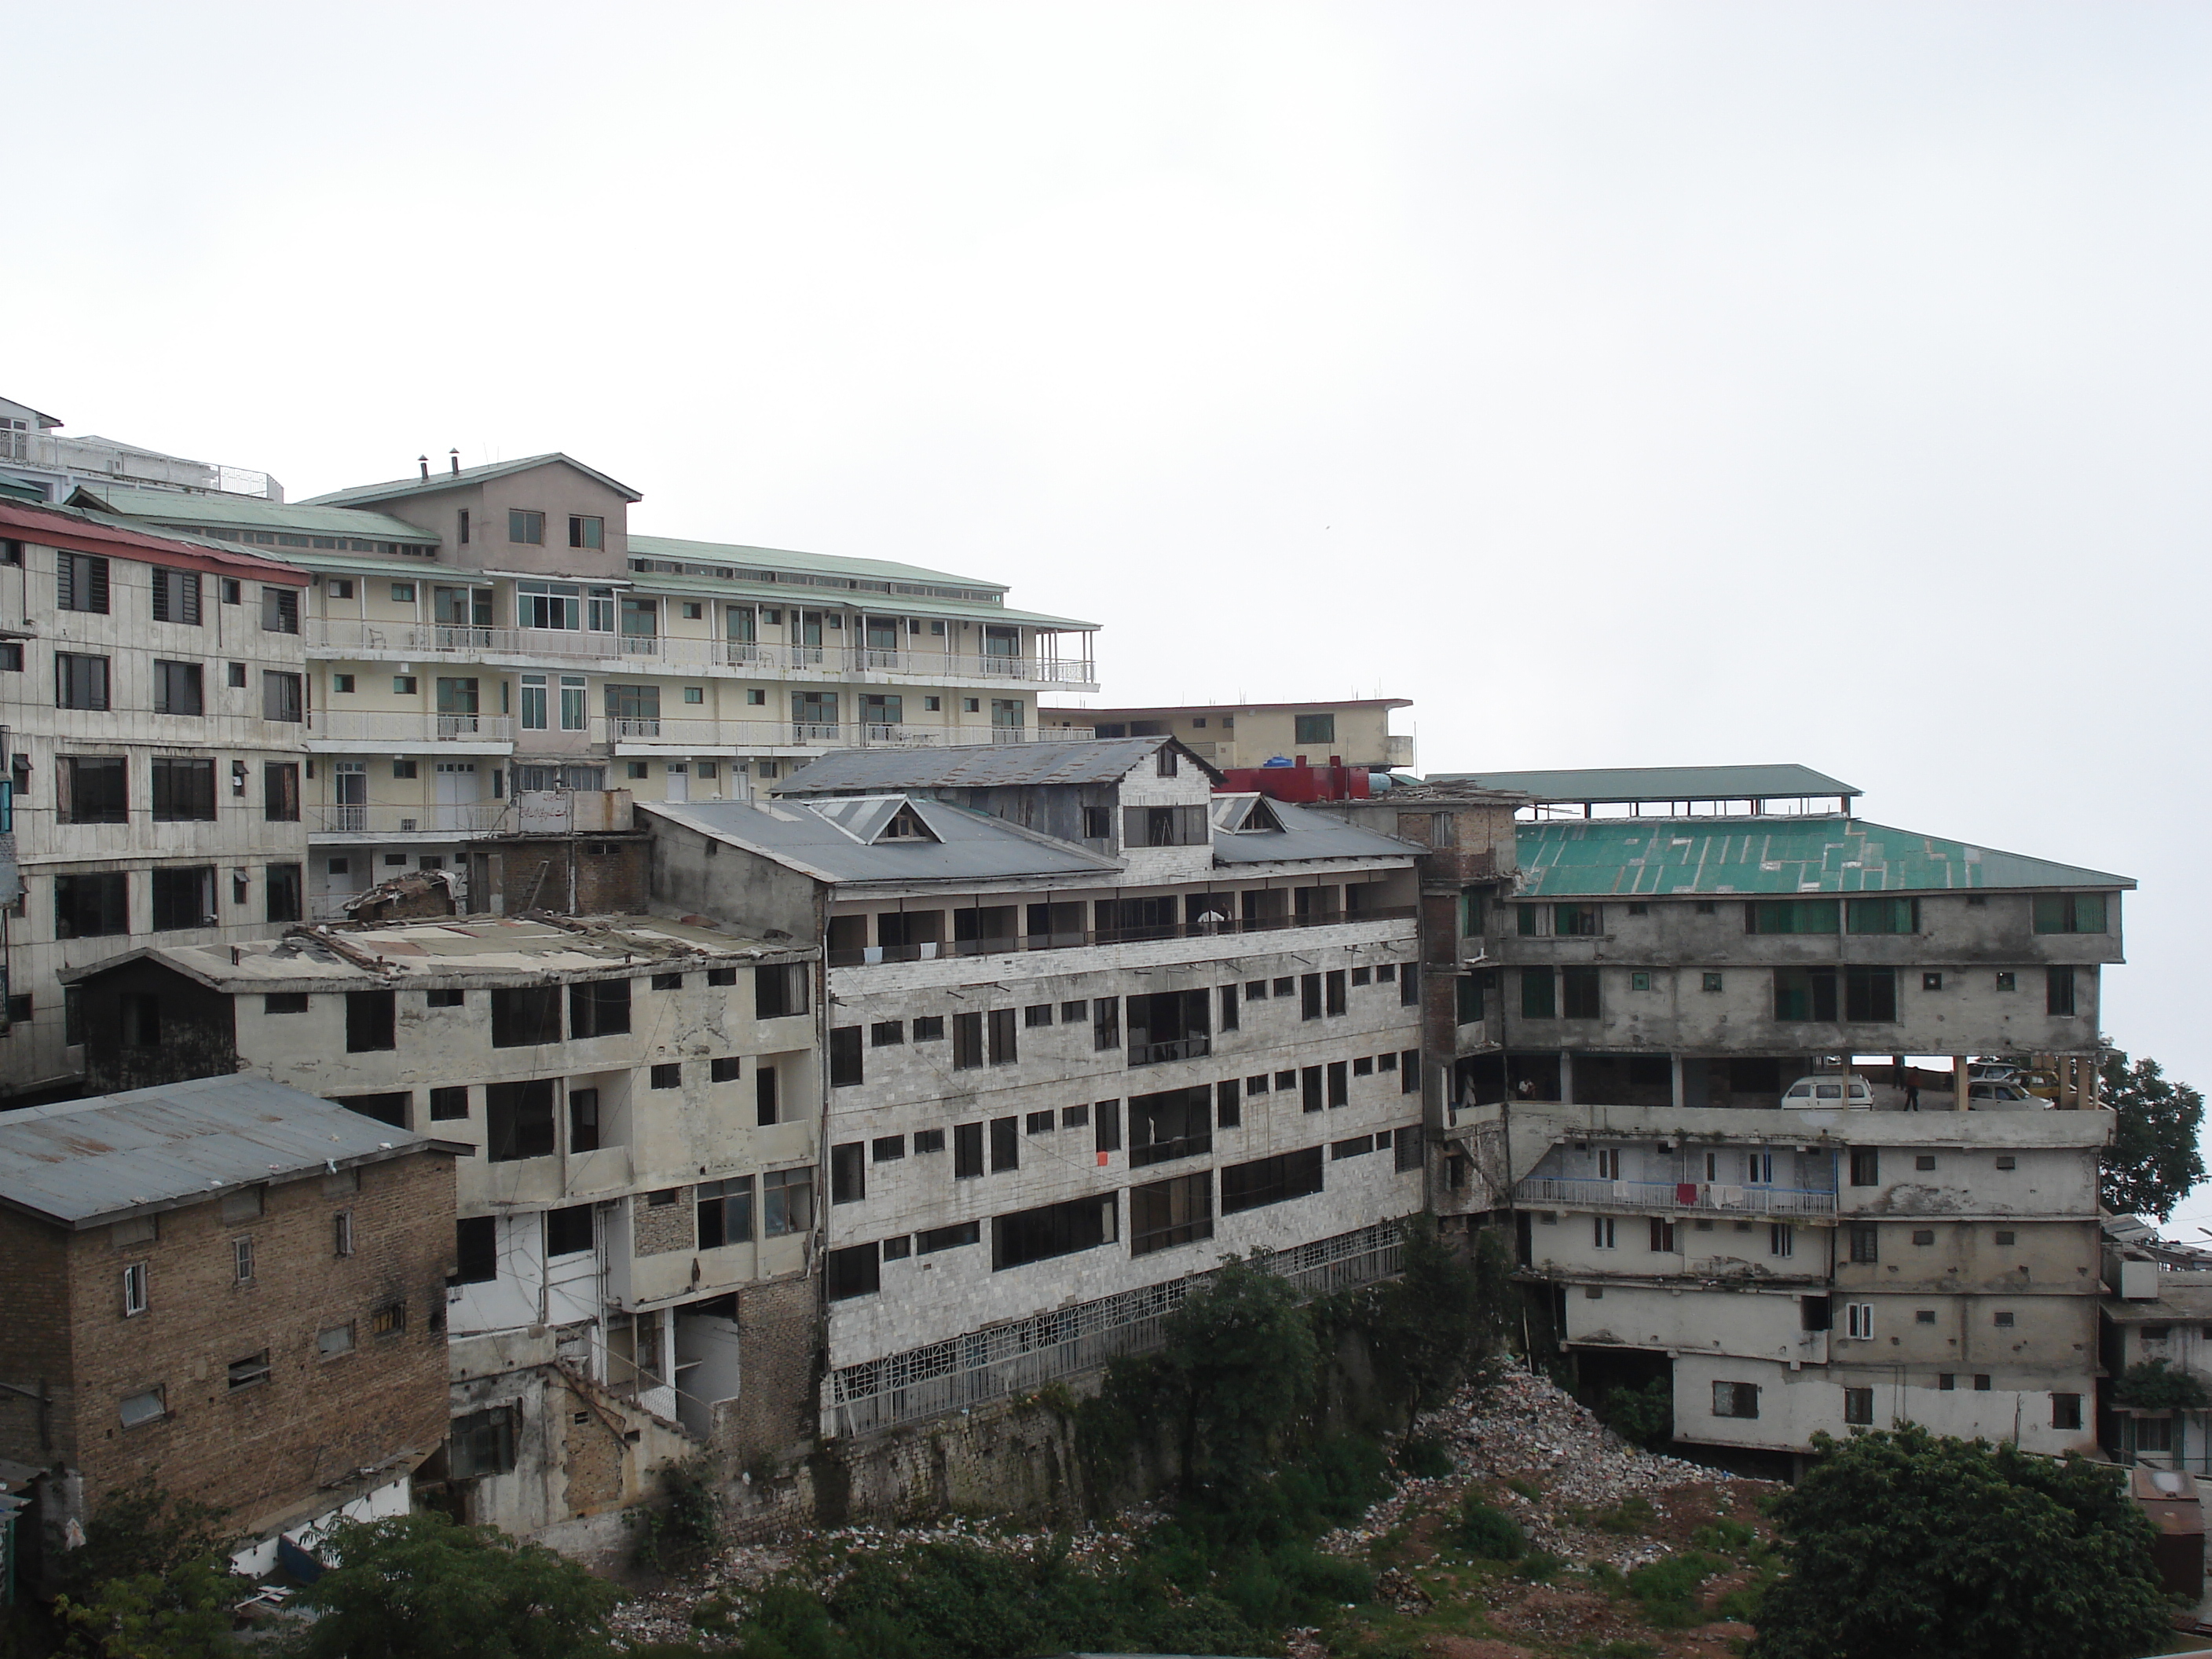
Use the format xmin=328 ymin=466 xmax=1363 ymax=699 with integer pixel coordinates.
xmin=509 ymin=509 xmax=545 ymax=545
xmin=56 ymin=652 xmax=111 ymax=710
xmin=762 ymin=1166 xmax=813 ymax=1236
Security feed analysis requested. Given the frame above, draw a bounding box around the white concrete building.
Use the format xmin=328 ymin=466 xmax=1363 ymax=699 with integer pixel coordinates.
xmin=67 ymin=913 xmax=822 ymax=1536
xmin=643 ymin=734 xmax=1430 ymax=1440
xmin=0 ymin=498 xmax=313 ymax=1098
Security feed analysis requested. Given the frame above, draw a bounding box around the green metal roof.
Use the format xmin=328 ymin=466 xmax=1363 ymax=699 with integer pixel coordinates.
xmin=1435 ymin=764 xmax=1859 ymax=803
xmin=300 ymin=452 xmax=643 ymax=507
xmin=628 ymin=533 xmax=1006 ymax=596
xmin=1514 ymin=817 xmax=2133 ymax=897
xmin=71 ymin=483 xmax=438 ymax=544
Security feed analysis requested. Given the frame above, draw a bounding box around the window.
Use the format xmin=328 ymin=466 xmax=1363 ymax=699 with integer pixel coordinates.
xmin=1094 ymin=1101 xmax=1122 ymax=1155
xmin=227 ymin=1350 xmax=271 ymax=1390
xmin=56 ymin=651 xmax=111 ymax=709
xmin=1130 ymin=1086 xmax=1213 ymax=1167
xmin=755 ymin=962 xmax=808 ymax=1019
xmin=491 ymin=985 xmax=561 ymax=1047
xmin=2033 ymin=893 xmax=2108 ymax=934
xmin=262 ymin=670 xmax=302 ymax=722
xmin=119 ymin=1386 xmax=167 ymax=1428
xmin=2052 ymin=1393 xmax=2082 ymax=1430
xmin=949 ymin=1009 xmax=986 ymax=1070
xmin=2046 ymin=966 xmax=2077 ymax=1016
xmin=756 ymin=1066 xmax=779 ymax=1126
xmin=1630 ymin=971 xmax=1650 ymax=992
xmin=1912 ymin=1229 xmax=1935 ymax=1246
xmin=1553 ymin=903 xmax=1602 ymax=936
xmin=988 ymin=1006 xmax=1018 ymax=1065
xmin=544 ymin=1203 xmax=595 ymax=1258
xmin=152 ymin=658 xmax=204 ymax=716
xmin=1915 ymin=1309 xmax=1936 ymax=1324
xmin=1024 ymin=1002 xmax=1055 ymax=1029
xmin=1994 ymin=1310 xmax=2016 ymax=1328
xmin=650 ymin=1062 xmax=681 ymax=1090
xmin=150 ymin=866 xmax=214 ymax=931
xmin=453 ymin=1216 xmax=498 ymax=1284
xmin=1844 ymin=967 xmax=1897 ymax=1023
xmin=449 ymin=1407 xmax=518 ymax=1479
xmin=1324 ymin=969 xmax=1348 ymax=1016
xmin=873 ymin=1134 xmax=906 ymax=1163
xmin=232 ymin=1236 xmax=256 ymax=1284
xmin=830 ymin=1141 xmax=866 ymax=1204
xmin=870 ymin=1020 xmax=904 ymax=1049
xmin=827 ymin=1242 xmax=881 ymax=1300
xmin=1400 ymin=962 xmax=1420 ymax=1006
xmin=1846 ymin=897 xmax=1918 ymax=935
xmin=1996 ymin=971 xmax=2016 ymax=992
xmin=1560 ymin=966 xmax=1601 ymax=1020
xmin=917 ymin=1219 xmax=980 ymax=1254
xmin=151 ymin=758 xmax=216 ymax=822
xmin=57 ymin=551 xmax=111 ymax=613
xmin=1294 ymin=712 xmax=1335 ymax=744
xmin=263 ymin=763 xmax=299 ymax=822
xmin=1027 ymin=1110 xmax=1055 ymax=1135
xmin=344 ymin=990 xmax=395 ymax=1052
xmin=266 ymin=863 xmax=303 ymax=922
xmin=1327 ymin=1061 xmax=1350 ymax=1108
xmin=330 ymin=672 xmax=357 ymax=694
xmin=260 ymin=586 xmax=298 ymax=633
xmin=430 ymin=1086 xmax=468 ymax=1120
xmin=993 ymin=1194 xmax=1118 ymax=1270
xmin=705 ymin=1056 xmax=741 ymax=1085
xmin=1994 ymin=1229 xmax=2016 ymax=1246
xmin=123 ymin=1261 xmax=148 ymax=1317
xmin=486 ymin=1081 xmax=556 ymax=1161
xmin=1995 ymin=1155 xmax=2016 ymax=1170
xmin=568 ymin=978 xmax=632 ymax=1038
xmin=914 ymin=1128 xmax=945 ymax=1155
xmin=1939 ymin=1374 xmax=1956 ymax=1391
xmin=1745 ymin=898 xmax=1839 ymax=935
xmin=1843 ymin=1387 xmax=1874 ymax=1426
xmin=1845 ymin=1302 xmax=1874 ymax=1340
xmin=1215 ymin=1148 xmax=1324 ymax=1214
xmin=510 ymin=508 xmax=545 ymax=544
xmin=1648 ymin=1217 xmax=1675 ymax=1251
xmin=1702 ymin=972 xmax=1724 ymax=993
xmin=698 ymin=1177 xmax=754 ymax=1248
xmin=569 ymin=514 xmax=604 ymax=549
xmin=1849 ymin=1223 xmax=1880 ymax=1263
xmin=1155 ymin=743 xmax=1177 ymax=777
xmin=56 ymin=872 xmax=129 ymax=938
xmin=1520 ymin=968 xmax=1556 ymax=1019
xmin=1770 ymin=1223 xmax=1795 ymax=1258
xmin=60 ymin=756 xmax=126 ymax=823
xmin=762 ymin=1166 xmax=812 ymax=1236
xmin=990 ymin=1115 xmax=1020 ymax=1172
xmin=1712 ymin=1381 xmax=1760 ymax=1419
xmin=1593 ymin=1215 xmax=1617 ymax=1249
xmin=1772 ymin=966 xmax=1838 ymax=1021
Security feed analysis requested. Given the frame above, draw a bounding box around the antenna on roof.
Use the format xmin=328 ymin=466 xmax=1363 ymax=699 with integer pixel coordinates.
xmin=418 ymin=455 xmax=429 ymax=480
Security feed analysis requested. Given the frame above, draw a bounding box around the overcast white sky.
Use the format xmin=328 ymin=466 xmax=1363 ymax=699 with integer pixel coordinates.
xmin=12 ymin=3 xmax=2211 ymax=1216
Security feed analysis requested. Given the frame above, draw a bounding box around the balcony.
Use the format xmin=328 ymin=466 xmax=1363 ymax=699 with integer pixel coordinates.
xmin=826 ymin=903 xmax=1419 ymax=967
xmin=303 ymin=618 xmax=1099 ymax=687
xmin=1130 ymin=1035 xmax=1211 ymax=1067
xmin=305 ymin=711 xmax=515 ymax=753
xmin=1516 ymin=1176 xmax=1837 ymax=1218
xmin=309 ymin=803 xmax=511 ymax=837
xmin=601 ymin=717 xmax=1090 ymax=754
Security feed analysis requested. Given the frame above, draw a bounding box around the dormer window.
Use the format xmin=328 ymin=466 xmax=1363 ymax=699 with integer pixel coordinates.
xmin=877 ymin=805 xmax=936 ymax=843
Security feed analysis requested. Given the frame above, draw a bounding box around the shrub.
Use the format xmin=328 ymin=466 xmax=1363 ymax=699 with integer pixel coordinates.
xmin=1691 ymin=1518 xmax=1760 ymax=1555
xmin=632 ymin=1454 xmax=724 ymax=1575
xmin=2113 ymin=1358 xmax=2211 ymax=1412
xmin=1592 ymin=1495 xmax=1657 ymax=1535
xmin=1518 ymin=1549 xmax=1567 ymax=1582
xmin=1395 ymin=1436 xmax=1455 ymax=1478
xmin=1456 ymin=1498 xmax=1527 ymax=1562
xmin=1627 ymin=1550 xmax=1723 ymax=1627
xmin=1599 ymin=1378 xmax=1674 ymax=1450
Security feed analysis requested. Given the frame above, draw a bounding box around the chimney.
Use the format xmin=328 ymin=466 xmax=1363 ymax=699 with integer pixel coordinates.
xmin=418 ymin=455 xmax=429 ymax=480
xmin=449 ymin=449 xmax=461 ymax=475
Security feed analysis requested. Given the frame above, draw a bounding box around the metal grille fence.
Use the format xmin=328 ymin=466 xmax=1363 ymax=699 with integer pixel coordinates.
xmin=824 ymin=1220 xmax=1405 ymax=1437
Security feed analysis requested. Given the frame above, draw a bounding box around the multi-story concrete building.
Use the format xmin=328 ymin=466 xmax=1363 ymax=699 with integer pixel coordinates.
xmin=66 ymin=911 xmax=822 ymax=1538
xmin=0 ymin=1076 xmax=458 ymax=1580
xmin=0 ymin=395 xmax=284 ymax=507
xmin=1038 ymin=697 xmax=1415 ymax=774
xmin=71 ymin=452 xmax=1099 ymax=921
xmin=0 ymin=499 xmax=313 ymax=1099
xmin=643 ymin=734 xmax=1430 ymax=1440
xmin=1308 ymin=763 xmax=2127 ymax=1466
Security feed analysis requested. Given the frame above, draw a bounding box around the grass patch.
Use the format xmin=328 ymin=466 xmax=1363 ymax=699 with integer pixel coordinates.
xmin=1625 ymin=1550 xmax=1726 ymax=1628
xmin=1691 ymin=1518 xmax=1760 ymax=1555
xmin=1590 ymin=1495 xmax=1657 ymax=1535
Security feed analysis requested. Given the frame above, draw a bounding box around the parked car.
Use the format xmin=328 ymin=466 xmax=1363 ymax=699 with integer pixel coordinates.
xmin=1781 ymin=1075 xmax=1874 ymax=1110
xmin=1968 ymin=1081 xmax=2049 ymax=1110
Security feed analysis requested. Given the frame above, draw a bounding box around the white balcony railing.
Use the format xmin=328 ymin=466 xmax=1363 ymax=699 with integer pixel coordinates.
xmin=306 ymin=712 xmax=515 ymax=744
xmin=303 ymin=618 xmax=1098 ymax=684
xmin=309 ymin=803 xmax=511 ymax=836
xmin=598 ymin=717 xmax=1090 ymax=751
xmin=1517 ymin=1177 xmax=1837 ymax=1218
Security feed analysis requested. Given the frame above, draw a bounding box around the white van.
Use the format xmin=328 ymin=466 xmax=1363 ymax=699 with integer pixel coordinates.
xmin=1781 ymin=1076 xmax=1874 ymax=1110
xmin=1967 ymin=1081 xmax=2047 ymax=1110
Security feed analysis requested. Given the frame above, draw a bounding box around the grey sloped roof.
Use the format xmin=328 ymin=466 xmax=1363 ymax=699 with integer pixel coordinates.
xmin=1430 ymin=764 xmax=1859 ymax=803
xmin=0 ymin=1075 xmax=457 ymax=1229
xmin=1210 ymin=796 xmax=1422 ymax=865
xmin=776 ymin=736 xmax=1217 ymax=795
xmin=302 ymin=452 xmax=643 ymax=506
xmin=645 ymin=796 xmax=1123 ymax=885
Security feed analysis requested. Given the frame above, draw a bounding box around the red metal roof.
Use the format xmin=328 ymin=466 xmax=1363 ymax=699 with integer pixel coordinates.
xmin=0 ymin=500 xmax=311 ymax=585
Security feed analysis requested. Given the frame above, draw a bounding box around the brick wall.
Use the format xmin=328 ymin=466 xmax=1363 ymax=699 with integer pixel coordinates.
xmin=634 ymin=1190 xmax=695 ymax=1255
xmin=53 ymin=1150 xmax=456 ymax=1531
xmin=710 ymin=1273 xmax=818 ymax=1467
xmin=0 ymin=1210 xmax=75 ymax=1470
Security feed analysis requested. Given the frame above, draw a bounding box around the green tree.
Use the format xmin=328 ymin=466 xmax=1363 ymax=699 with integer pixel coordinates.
xmin=2100 ymin=1050 xmax=2205 ymax=1221
xmin=1749 ymin=1425 xmax=2167 ymax=1659
xmin=48 ymin=1481 xmax=244 ymax=1659
xmin=2113 ymin=1357 xmax=2211 ymax=1410
xmin=1157 ymin=1258 xmax=1317 ymax=1510
xmin=1362 ymin=1217 xmax=1512 ymax=1421
xmin=289 ymin=1512 xmax=617 ymax=1659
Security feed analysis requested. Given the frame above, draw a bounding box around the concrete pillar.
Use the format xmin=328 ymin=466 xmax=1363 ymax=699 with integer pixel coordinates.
xmin=1558 ymin=1052 xmax=1573 ymax=1105
xmin=1954 ymin=1056 xmax=1971 ymax=1112
xmin=1670 ymin=1053 xmax=1685 ymax=1110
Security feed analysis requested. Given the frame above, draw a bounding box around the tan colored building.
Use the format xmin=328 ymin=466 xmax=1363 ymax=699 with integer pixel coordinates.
xmin=0 ymin=1077 xmax=459 ymax=1573
xmin=1038 ymin=698 xmax=1413 ymax=773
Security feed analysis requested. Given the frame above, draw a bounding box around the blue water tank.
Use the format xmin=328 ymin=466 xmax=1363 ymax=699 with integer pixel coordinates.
xmin=1261 ymin=755 xmax=1294 ymax=768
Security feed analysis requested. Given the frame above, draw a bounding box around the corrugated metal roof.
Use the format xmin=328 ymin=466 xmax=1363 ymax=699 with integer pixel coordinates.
xmin=620 ymin=547 xmax=1096 ymax=628
xmin=72 ymin=483 xmax=439 ymax=544
xmin=646 ymin=797 xmax=1122 ymax=884
xmin=1432 ymin=764 xmax=1859 ymax=803
xmin=0 ymin=500 xmax=311 ymax=584
xmin=1210 ymin=797 xmax=1423 ymax=866
xmin=1514 ymin=817 xmax=2134 ymax=897
xmin=628 ymin=533 xmax=1007 ymax=595
xmin=778 ymin=737 xmax=1215 ymax=794
xmin=0 ymin=1075 xmax=454 ymax=1229
xmin=301 ymin=452 xmax=643 ymax=507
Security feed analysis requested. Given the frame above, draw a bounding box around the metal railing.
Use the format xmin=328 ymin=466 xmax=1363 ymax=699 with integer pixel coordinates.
xmin=303 ymin=618 xmax=1097 ymax=684
xmin=1130 ymin=1035 xmax=1211 ymax=1067
xmin=825 ymin=904 xmax=1418 ymax=968
xmin=597 ymin=717 xmax=1090 ymax=751
xmin=1516 ymin=1176 xmax=1837 ymax=1217
xmin=306 ymin=711 xmax=516 ymax=743
xmin=309 ymin=803 xmax=510 ymax=836
xmin=823 ymin=1220 xmax=1404 ymax=1437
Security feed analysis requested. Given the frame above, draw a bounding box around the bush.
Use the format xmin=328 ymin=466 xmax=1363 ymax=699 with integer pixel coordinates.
xmin=1599 ymin=1378 xmax=1673 ymax=1450
xmin=1591 ymin=1495 xmax=1657 ymax=1535
xmin=1455 ymin=1498 xmax=1527 ymax=1562
xmin=1395 ymin=1436 xmax=1455 ymax=1478
xmin=2113 ymin=1358 xmax=2211 ymax=1411
xmin=1626 ymin=1551 xmax=1724 ymax=1628
xmin=1518 ymin=1549 xmax=1567 ymax=1582
xmin=632 ymin=1454 xmax=723 ymax=1575
xmin=1690 ymin=1518 xmax=1760 ymax=1555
